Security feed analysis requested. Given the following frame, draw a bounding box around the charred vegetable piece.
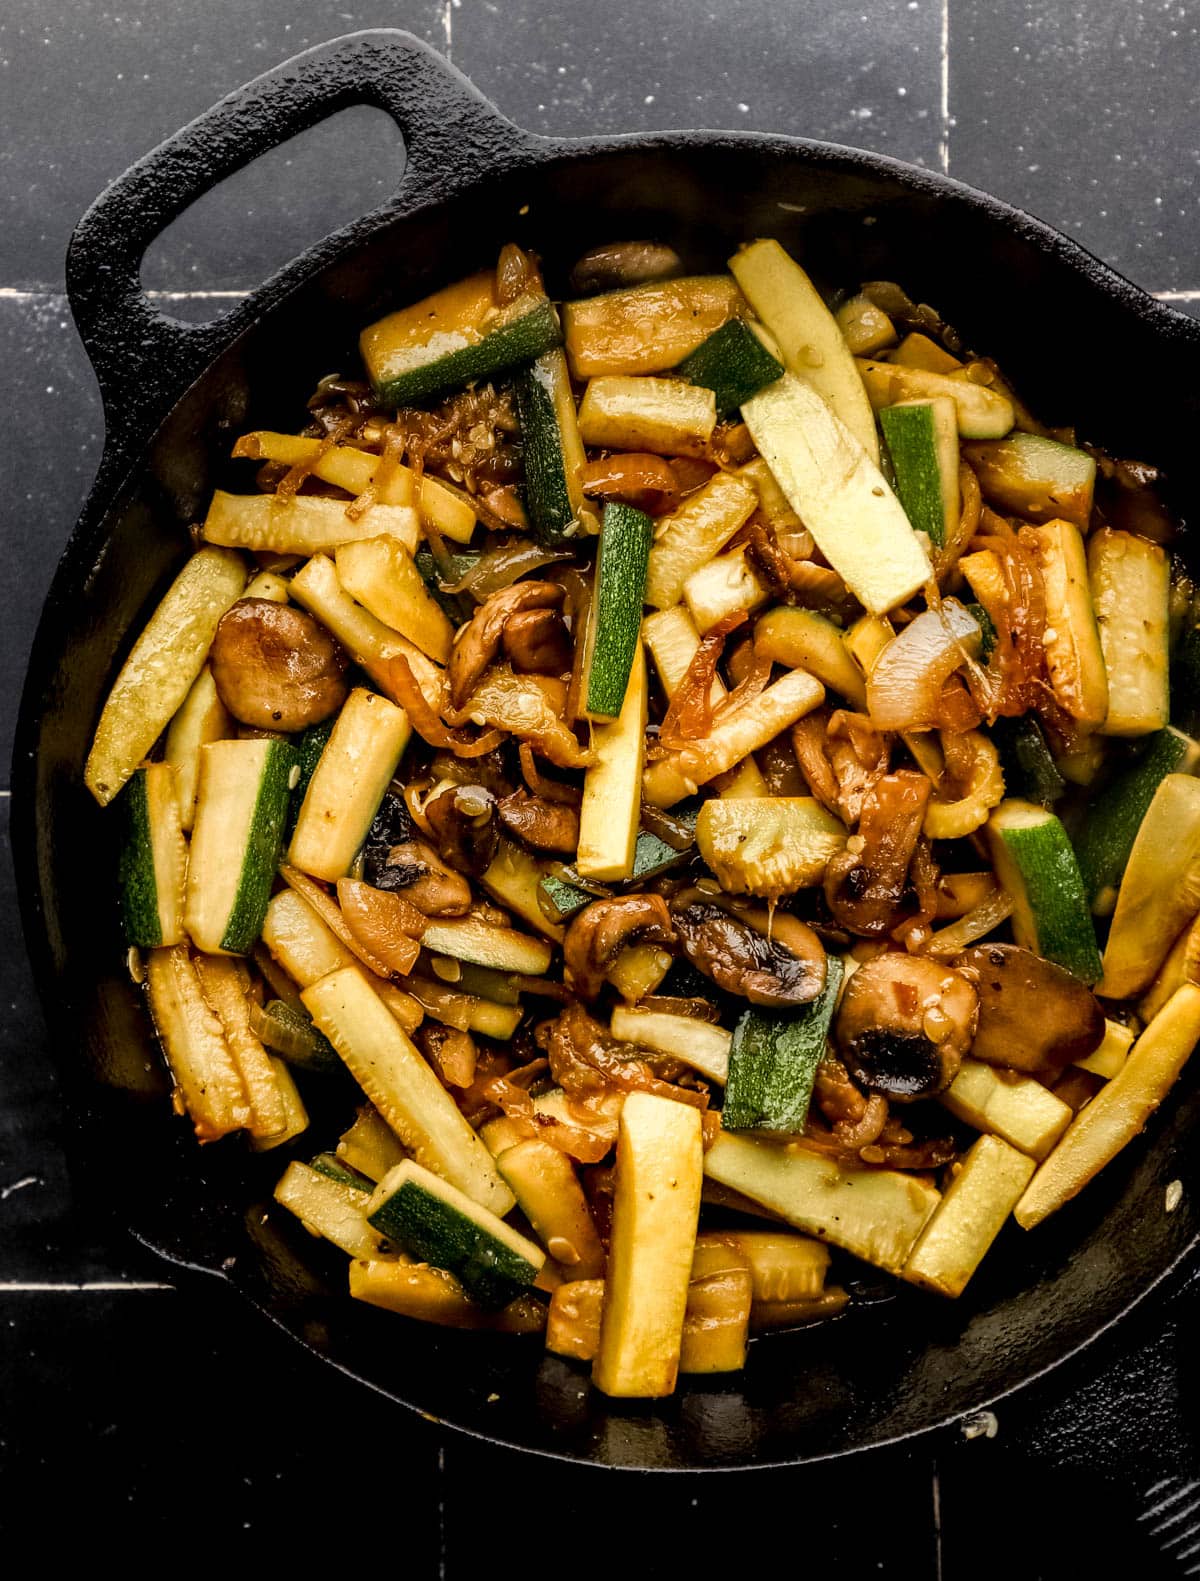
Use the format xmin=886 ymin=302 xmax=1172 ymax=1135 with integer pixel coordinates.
xmin=723 ymin=956 xmax=845 ymax=1132
xmin=955 ymin=944 xmax=1104 ymax=1072
xmin=670 ymin=894 xmax=826 ymax=1008
xmin=824 ymin=770 xmax=931 ymax=937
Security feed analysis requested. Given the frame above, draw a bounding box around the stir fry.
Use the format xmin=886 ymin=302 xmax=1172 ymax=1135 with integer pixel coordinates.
xmin=87 ymin=237 xmax=1200 ymax=1398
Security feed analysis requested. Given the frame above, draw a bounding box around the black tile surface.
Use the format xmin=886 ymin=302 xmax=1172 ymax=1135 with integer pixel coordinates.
xmin=4 ymin=0 xmax=1200 ymax=1567
xmin=951 ymin=0 xmax=1200 ymax=290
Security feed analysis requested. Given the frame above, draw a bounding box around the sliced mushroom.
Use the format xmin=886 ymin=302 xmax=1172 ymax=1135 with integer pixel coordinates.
xmin=502 ymin=607 xmax=573 ymax=674
xmin=824 ymin=770 xmax=931 ymax=937
xmin=424 ymin=782 xmax=500 ymax=877
xmin=568 ymin=240 xmax=683 ymax=295
xmin=954 ymin=944 xmax=1105 ymax=1071
xmin=669 ymin=891 xmax=826 ymax=1008
xmin=368 ymin=838 xmax=473 ymax=916
xmin=209 ymin=598 xmax=348 ymax=730
xmin=496 ymin=789 xmax=580 ymax=854
xmin=564 ymin=895 xmax=677 ymax=1000
xmin=834 ymin=952 xmax=978 ymax=1101
xmin=448 ymin=581 xmax=564 ymax=707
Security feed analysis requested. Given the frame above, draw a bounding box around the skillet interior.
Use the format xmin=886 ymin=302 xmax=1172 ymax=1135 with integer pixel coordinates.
xmin=18 ymin=109 xmax=1200 ymax=1468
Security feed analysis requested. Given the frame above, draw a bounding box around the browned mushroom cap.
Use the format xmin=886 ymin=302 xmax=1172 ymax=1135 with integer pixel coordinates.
xmin=568 ymin=241 xmax=683 ymax=295
xmin=669 ymin=891 xmax=826 ymax=1008
xmin=424 ymin=783 xmax=500 ymax=877
xmin=502 ymin=608 xmax=573 ymax=674
xmin=954 ymin=944 xmax=1105 ymax=1071
xmin=367 ymin=838 xmax=473 ymax=916
xmin=835 ymin=953 xmax=978 ymax=1101
xmin=496 ymin=789 xmax=580 ymax=854
xmin=209 ymin=598 xmax=348 ymax=731
xmin=448 ymin=581 xmax=564 ymax=707
xmin=564 ymin=895 xmax=677 ymax=1000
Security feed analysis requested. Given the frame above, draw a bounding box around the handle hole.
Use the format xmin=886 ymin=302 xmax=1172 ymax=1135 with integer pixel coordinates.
xmin=139 ymin=106 xmax=406 ymax=321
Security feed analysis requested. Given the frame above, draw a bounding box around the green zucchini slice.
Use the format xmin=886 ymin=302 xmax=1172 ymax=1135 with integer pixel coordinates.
xmin=366 ymin=1159 xmax=544 ymax=1309
xmin=675 ymin=317 xmax=784 ymax=417
xmin=514 ymin=347 xmax=595 ymax=544
xmin=987 ymin=800 xmax=1102 ymax=983
xmin=722 ymin=956 xmax=845 ymax=1132
xmin=118 ymin=762 xmax=188 ymax=949
xmin=583 ymin=501 xmax=653 ymax=719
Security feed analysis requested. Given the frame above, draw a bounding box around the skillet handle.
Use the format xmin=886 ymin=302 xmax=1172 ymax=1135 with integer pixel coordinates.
xmin=65 ymin=29 xmax=528 ymax=446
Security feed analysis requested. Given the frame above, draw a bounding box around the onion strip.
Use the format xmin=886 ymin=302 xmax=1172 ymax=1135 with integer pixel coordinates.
xmin=922 ymin=885 xmax=1014 ymax=958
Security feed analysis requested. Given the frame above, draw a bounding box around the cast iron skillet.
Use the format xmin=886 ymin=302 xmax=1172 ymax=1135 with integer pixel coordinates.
xmin=14 ymin=29 xmax=1200 ymax=1474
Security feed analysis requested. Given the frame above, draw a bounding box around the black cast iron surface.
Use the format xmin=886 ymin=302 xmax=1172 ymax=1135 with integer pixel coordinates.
xmin=4 ymin=6 xmax=1200 ymax=1568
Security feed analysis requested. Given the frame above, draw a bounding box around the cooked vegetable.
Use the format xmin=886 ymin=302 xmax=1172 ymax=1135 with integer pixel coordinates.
xmin=723 ymin=956 xmax=845 ymax=1132
xmin=86 ymin=547 xmax=246 ymax=805
xmin=880 ymin=397 xmax=960 ymax=547
xmin=940 ymin=1059 xmax=1073 ymax=1161
xmin=564 ymin=275 xmax=743 ymax=378
xmin=730 ymin=239 xmax=879 ymax=459
xmin=644 ymin=471 xmax=759 ymax=611
xmin=303 ymin=967 xmax=514 ymax=1216
xmin=1015 ymin=984 xmax=1200 ymax=1228
xmin=754 ymin=607 xmax=868 ymax=708
xmin=1073 ymin=727 xmax=1200 ymax=914
xmin=903 ymin=1135 xmax=1035 ymax=1297
xmin=118 ymin=763 xmax=188 ymax=949
xmin=274 ymin=1161 xmax=393 ymax=1260
xmin=583 ymin=502 xmax=653 ymax=718
xmin=963 ymin=431 xmax=1095 ymax=529
xmin=675 ymin=316 xmax=784 ymax=416
xmin=361 ymin=269 xmax=561 ymax=407
xmin=1099 ymin=773 xmax=1200 ymax=999
xmin=289 ymin=687 xmax=411 ymax=883
xmin=366 ymin=1159 xmax=544 ymax=1309
xmin=741 ymin=372 xmax=931 ymax=615
xmin=185 ymin=738 xmax=294 ymax=955
xmin=578 ymin=646 xmax=648 ymax=879
xmin=987 ymin=801 xmax=1102 ymax=983
xmin=335 ymin=536 xmax=455 ymax=664
xmin=1027 ymin=520 xmax=1109 ymax=728
xmin=695 ymin=796 xmax=846 ymax=899
xmin=866 ymin=599 xmax=982 ymax=731
xmin=578 ymin=375 xmax=717 ymax=458
xmin=955 ymin=943 xmax=1104 ymax=1072
xmin=835 ymin=954 xmax=977 ymax=1100
xmin=145 ymin=945 xmax=251 ymax=1142
xmin=203 ymin=492 xmax=420 ymax=557
xmin=515 ymin=347 xmax=596 ymax=544
xmin=1087 ymin=527 xmax=1170 ymax=737
xmin=234 ymin=430 xmax=475 ymax=542
xmin=858 ymin=360 xmax=1014 ymax=439
xmin=679 ymin=1238 xmax=753 ymax=1374
xmin=703 ymin=1132 xmax=940 ymax=1273
xmin=164 ymin=666 xmax=232 ymax=831
xmin=644 ymin=666 xmax=824 ymax=808
xmin=593 ymin=1091 xmax=704 ymax=1398
xmin=93 ymin=239 xmax=1197 ymax=1391
xmin=609 ymin=1006 xmax=732 ymax=1084
xmin=350 ymin=1258 xmax=546 ymax=1332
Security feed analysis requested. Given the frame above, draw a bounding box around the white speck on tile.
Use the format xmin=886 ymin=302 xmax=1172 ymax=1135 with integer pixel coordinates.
xmin=1166 ymin=1179 xmax=1183 ymax=1212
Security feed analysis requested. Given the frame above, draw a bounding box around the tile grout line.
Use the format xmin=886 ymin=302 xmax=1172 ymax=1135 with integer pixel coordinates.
xmin=0 ymin=1281 xmax=175 ymax=1292
xmin=437 ymin=1445 xmax=447 ymax=1578
xmin=939 ymin=0 xmax=950 ymax=174
xmin=932 ymin=1461 xmax=943 ymax=1581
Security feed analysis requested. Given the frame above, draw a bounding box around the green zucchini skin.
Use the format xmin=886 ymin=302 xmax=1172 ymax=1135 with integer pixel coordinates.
xmin=722 ymin=956 xmax=845 ymax=1132
xmin=965 ymin=602 xmax=997 ymax=661
xmin=118 ymin=770 xmax=162 ymax=948
xmin=1074 ymin=727 xmax=1200 ymax=911
xmin=367 ymin=1175 xmax=539 ymax=1309
xmin=586 ymin=502 xmax=653 ymax=717
xmin=991 ymin=715 xmax=1064 ymax=807
xmin=309 ymin=1153 xmax=375 ymax=1192
xmin=250 ymin=998 xmax=342 ymax=1074
xmin=880 ymin=402 xmax=948 ymax=546
xmin=998 ymin=811 xmax=1102 ymax=983
xmin=414 ymin=547 xmax=479 ymax=625
xmin=374 ymin=301 xmax=562 ymax=408
xmin=540 ymin=810 xmax=699 ymax=922
xmin=514 ymin=351 xmax=580 ymax=544
xmin=675 ymin=318 xmax=784 ymax=417
xmin=288 ymin=720 xmax=334 ymax=836
xmin=538 ymin=872 xmax=593 ymax=925
xmin=221 ymin=739 xmax=297 ymax=953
